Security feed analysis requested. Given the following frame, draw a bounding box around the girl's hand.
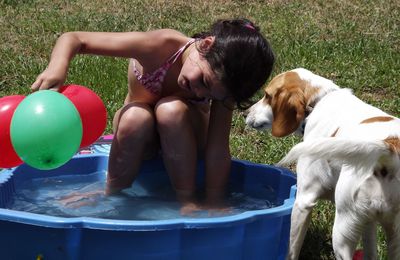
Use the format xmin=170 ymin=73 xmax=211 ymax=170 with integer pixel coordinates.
xmin=31 ymin=65 xmax=67 ymax=91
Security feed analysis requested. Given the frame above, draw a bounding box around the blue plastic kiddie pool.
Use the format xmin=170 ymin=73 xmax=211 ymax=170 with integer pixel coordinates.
xmin=0 ymin=143 xmax=296 ymax=260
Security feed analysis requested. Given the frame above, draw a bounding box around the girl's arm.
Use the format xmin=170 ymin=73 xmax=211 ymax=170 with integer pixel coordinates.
xmin=31 ymin=29 xmax=180 ymax=90
xmin=204 ymin=100 xmax=233 ymax=206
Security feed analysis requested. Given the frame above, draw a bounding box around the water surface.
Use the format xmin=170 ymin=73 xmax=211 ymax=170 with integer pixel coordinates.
xmin=9 ymin=171 xmax=276 ymax=220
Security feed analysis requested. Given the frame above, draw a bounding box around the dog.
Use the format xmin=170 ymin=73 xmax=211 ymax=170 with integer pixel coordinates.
xmin=245 ymin=68 xmax=400 ymax=259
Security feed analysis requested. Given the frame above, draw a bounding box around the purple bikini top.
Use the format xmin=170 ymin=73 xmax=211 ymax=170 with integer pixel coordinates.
xmin=132 ymin=38 xmax=196 ymax=95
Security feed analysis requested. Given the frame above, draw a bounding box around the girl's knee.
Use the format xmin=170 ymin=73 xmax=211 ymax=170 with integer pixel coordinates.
xmin=155 ymin=97 xmax=189 ymax=126
xmin=116 ymin=103 xmax=155 ymax=139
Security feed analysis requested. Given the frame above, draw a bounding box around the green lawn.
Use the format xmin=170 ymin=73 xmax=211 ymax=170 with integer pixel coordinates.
xmin=1 ymin=0 xmax=399 ymax=259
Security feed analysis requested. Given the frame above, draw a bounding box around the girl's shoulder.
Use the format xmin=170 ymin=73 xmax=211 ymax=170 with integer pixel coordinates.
xmin=145 ymin=29 xmax=188 ymax=45
xmin=151 ymin=28 xmax=185 ymax=36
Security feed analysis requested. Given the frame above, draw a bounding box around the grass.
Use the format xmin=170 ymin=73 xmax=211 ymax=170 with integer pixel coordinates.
xmin=1 ymin=0 xmax=399 ymax=259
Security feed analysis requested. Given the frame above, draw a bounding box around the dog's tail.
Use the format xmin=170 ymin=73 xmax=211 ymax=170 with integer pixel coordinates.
xmin=277 ymin=138 xmax=395 ymax=168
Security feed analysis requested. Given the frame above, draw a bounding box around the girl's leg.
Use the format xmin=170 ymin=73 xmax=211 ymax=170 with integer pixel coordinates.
xmin=155 ymin=97 xmax=209 ymax=204
xmin=106 ymin=102 xmax=159 ymax=195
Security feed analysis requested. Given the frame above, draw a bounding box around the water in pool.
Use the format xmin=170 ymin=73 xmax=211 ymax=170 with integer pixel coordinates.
xmin=8 ymin=170 xmax=277 ymax=220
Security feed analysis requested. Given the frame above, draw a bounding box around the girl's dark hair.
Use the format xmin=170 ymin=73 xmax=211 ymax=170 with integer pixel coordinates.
xmin=193 ymin=18 xmax=275 ymax=109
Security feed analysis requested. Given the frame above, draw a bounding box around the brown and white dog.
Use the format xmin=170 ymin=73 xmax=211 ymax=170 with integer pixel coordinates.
xmin=245 ymin=68 xmax=400 ymax=260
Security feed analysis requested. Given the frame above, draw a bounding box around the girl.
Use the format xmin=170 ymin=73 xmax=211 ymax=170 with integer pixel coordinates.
xmin=32 ymin=18 xmax=275 ymax=211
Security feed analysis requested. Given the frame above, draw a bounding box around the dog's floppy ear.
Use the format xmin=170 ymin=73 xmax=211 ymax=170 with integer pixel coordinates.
xmin=271 ymin=86 xmax=306 ymax=137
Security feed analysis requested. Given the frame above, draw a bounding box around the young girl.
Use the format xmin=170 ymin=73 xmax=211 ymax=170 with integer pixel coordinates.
xmin=31 ymin=18 xmax=275 ymax=211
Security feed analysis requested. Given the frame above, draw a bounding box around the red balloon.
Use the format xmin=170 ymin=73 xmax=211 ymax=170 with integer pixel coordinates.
xmin=0 ymin=95 xmax=25 ymax=168
xmin=60 ymin=84 xmax=107 ymax=148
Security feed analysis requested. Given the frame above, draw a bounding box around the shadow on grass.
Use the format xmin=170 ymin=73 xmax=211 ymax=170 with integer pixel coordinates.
xmin=299 ymin=202 xmax=336 ymax=260
xmin=299 ymin=225 xmax=335 ymax=260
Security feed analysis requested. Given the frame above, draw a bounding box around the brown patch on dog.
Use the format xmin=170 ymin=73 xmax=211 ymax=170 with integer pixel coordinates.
xmin=331 ymin=128 xmax=339 ymax=137
xmin=384 ymin=137 xmax=400 ymax=154
xmin=360 ymin=116 xmax=394 ymax=124
xmin=264 ymin=71 xmax=319 ymax=137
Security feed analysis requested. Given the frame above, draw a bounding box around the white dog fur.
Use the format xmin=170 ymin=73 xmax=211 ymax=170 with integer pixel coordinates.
xmin=245 ymin=68 xmax=400 ymax=259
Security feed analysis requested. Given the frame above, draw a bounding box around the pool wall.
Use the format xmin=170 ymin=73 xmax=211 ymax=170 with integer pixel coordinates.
xmin=0 ymin=152 xmax=296 ymax=260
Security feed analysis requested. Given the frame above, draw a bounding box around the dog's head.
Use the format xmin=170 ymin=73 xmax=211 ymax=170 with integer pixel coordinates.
xmin=245 ymin=68 xmax=339 ymax=137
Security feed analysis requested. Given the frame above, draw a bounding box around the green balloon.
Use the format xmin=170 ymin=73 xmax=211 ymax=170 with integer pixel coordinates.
xmin=11 ymin=90 xmax=83 ymax=170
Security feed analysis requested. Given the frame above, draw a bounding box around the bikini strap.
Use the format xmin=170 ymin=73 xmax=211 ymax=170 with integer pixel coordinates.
xmin=165 ymin=38 xmax=196 ymax=67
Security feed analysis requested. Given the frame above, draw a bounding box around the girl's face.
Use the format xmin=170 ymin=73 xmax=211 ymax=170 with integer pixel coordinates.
xmin=178 ymin=38 xmax=227 ymax=101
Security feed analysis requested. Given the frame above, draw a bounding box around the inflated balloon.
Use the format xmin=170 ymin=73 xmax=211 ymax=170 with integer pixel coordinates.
xmin=0 ymin=95 xmax=25 ymax=168
xmin=10 ymin=90 xmax=83 ymax=170
xmin=60 ymin=84 xmax=107 ymax=148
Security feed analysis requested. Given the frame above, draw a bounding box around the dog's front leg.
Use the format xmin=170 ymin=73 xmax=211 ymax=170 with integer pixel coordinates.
xmin=287 ymin=158 xmax=330 ymax=260
xmin=286 ymin=198 xmax=315 ymax=260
